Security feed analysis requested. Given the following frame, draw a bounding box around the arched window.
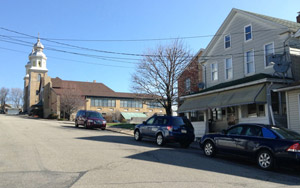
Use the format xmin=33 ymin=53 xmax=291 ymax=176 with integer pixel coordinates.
xmin=37 ymin=74 xmax=41 ymax=82
xmin=38 ymin=61 xmax=42 ymax=67
xmin=33 ymin=61 xmax=36 ymax=67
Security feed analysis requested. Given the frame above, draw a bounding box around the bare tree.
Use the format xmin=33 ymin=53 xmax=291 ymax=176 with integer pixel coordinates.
xmin=59 ymin=84 xmax=85 ymax=120
xmin=131 ymin=40 xmax=192 ymax=115
xmin=10 ymin=88 xmax=23 ymax=108
xmin=0 ymin=87 xmax=10 ymax=112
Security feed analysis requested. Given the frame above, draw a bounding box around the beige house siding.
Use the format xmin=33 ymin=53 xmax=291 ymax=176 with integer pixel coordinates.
xmin=287 ymin=89 xmax=300 ymax=133
xmin=204 ymin=12 xmax=290 ymax=89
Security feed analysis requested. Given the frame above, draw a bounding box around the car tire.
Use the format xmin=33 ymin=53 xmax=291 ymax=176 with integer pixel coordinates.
xmin=75 ymin=120 xmax=79 ymax=128
xmin=156 ymin=133 xmax=165 ymax=146
xmin=203 ymin=141 xmax=216 ymax=157
xmin=101 ymin=127 xmax=106 ymax=130
xmin=134 ymin=130 xmax=142 ymax=141
xmin=180 ymin=141 xmax=191 ymax=148
xmin=257 ymin=150 xmax=274 ymax=170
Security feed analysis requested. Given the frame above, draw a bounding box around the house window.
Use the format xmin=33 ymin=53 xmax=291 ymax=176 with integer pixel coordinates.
xmin=185 ymin=78 xmax=191 ymax=92
xmin=120 ymin=100 xmax=143 ymax=108
xmin=241 ymin=104 xmax=265 ymax=118
xmin=264 ymin=43 xmax=274 ymax=67
xmin=245 ymin=50 xmax=254 ymax=74
xmin=245 ymin=25 xmax=252 ymax=41
xmin=224 ymin=35 xmax=231 ymax=48
xmin=225 ymin=58 xmax=233 ymax=80
xmin=190 ymin=111 xmax=204 ymax=122
xmin=211 ymin=63 xmax=218 ymax=81
xmin=91 ymin=98 xmax=116 ymax=107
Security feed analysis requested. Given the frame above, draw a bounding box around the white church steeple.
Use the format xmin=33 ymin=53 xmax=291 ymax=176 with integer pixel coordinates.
xmin=28 ymin=37 xmax=48 ymax=73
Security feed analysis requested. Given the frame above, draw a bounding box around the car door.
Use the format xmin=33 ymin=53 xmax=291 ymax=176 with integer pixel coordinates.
xmin=235 ymin=125 xmax=263 ymax=157
xmin=141 ymin=116 xmax=156 ymax=137
xmin=215 ymin=125 xmax=245 ymax=153
xmin=148 ymin=117 xmax=164 ymax=137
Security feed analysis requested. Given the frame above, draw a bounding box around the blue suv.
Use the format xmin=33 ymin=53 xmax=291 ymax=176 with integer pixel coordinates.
xmin=134 ymin=115 xmax=195 ymax=148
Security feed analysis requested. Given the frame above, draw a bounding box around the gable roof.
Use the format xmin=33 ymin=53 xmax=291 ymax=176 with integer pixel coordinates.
xmin=200 ymin=8 xmax=300 ymax=62
xmin=51 ymin=77 xmax=158 ymax=100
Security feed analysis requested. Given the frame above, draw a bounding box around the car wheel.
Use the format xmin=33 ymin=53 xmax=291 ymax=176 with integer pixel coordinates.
xmin=101 ymin=127 xmax=106 ymax=130
xmin=134 ymin=130 xmax=142 ymax=141
xmin=257 ymin=150 xmax=274 ymax=170
xmin=75 ymin=120 xmax=79 ymax=128
xmin=156 ymin=133 xmax=165 ymax=146
xmin=203 ymin=141 xmax=216 ymax=157
xmin=180 ymin=141 xmax=191 ymax=148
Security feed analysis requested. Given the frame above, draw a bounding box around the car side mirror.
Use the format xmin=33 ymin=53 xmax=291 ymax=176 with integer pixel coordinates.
xmin=143 ymin=121 xmax=146 ymax=125
xmin=221 ymin=130 xmax=226 ymax=135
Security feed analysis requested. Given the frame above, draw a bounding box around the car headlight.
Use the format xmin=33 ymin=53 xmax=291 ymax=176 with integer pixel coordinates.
xmin=102 ymin=120 xmax=106 ymax=124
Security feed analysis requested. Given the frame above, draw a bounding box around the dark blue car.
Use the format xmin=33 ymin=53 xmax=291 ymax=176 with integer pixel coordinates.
xmin=200 ymin=123 xmax=300 ymax=170
xmin=134 ymin=115 xmax=195 ymax=148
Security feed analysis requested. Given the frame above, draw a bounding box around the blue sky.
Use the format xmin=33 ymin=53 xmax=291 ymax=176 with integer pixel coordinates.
xmin=0 ymin=0 xmax=299 ymax=92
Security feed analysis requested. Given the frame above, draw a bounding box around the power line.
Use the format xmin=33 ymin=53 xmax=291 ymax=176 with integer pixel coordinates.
xmin=0 ymin=28 xmax=294 ymax=42
xmin=0 ymin=46 xmax=135 ymax=69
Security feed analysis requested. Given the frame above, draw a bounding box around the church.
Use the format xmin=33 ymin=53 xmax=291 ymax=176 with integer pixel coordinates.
xmin=23 ymin=39 xmax=165 ymax=121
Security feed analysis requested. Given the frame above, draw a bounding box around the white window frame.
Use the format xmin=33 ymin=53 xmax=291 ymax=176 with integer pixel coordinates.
xmin=264 ymin=42 xmax=275 ymax=68
xmin=244 ymin=24 xmax=252 ymax=42
xmin=224 ymin=34 xmax=231 ymax=49
xmin=211 ymin=63 xmax=218 ymax=81
xmin=244 ymin=49 xmax=255 ymax=75
xmin=224 ymin=57 xmax=233 ymax=80
xmin=185 ymin=78 xmax=191 ymax=92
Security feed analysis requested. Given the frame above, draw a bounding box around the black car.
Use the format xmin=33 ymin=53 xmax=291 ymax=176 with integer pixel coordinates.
xmin=134 ymin=115 xmax=195 ymax=148
xmin=75 ymin=110 xmax=106 ymax=130
xmin=200 ymin=123 xmax=300 ymax=170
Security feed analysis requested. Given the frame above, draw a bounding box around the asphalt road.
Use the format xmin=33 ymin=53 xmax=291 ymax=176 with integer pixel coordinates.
xmin=0 ymin=115 xmax=299 ymax=188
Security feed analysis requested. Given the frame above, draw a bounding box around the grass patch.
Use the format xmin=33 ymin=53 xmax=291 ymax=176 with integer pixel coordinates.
xmin=107 ymin=123 xmax=135 ymax=130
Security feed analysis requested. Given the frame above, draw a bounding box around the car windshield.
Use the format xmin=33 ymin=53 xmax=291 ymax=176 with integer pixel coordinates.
xmin=270 ymin=126 xmax=300 ymax=140
xmin=86 ymin=112 xmax=103 ymax=119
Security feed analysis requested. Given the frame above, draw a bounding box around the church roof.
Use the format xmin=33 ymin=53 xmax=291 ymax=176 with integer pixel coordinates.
xmin=51 ymin=77 xmax=157 ymax=99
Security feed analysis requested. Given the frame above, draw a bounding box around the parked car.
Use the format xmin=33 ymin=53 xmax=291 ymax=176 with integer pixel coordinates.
xmin=134 ymin=115 xmax=195 ymax=148
xmin=200 ymin=123 xmax=300 ymax=170
xmin=75 ymin=110 xmax=106 ymax=130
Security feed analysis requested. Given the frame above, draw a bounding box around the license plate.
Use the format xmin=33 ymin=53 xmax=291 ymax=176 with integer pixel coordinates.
xmin=181 ymin=130 xmax=187 ymax=133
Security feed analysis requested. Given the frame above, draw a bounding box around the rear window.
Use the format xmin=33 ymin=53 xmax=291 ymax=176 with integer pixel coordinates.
xmin=271 ymin=127 xmax=300 ymax=140
xmin=172 ymin=117 xmax=193 ymax=128
xmin=86 ymin=112 xmax=103 ymax=119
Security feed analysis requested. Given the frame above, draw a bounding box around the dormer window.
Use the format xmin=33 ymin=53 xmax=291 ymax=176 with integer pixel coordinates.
xmin=224 ymin=35 xmax=231 ymax=49
xmin=244 ymin=25 xmax=252 ymax=41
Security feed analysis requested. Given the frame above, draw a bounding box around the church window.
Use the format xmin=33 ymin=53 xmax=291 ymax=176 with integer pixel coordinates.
xmin=33 ymin=61 xmax=36 ymax=67
xmin=38 ymin=61 xmax=42 ymax=67
xmin=37 ymin=74 xmax=41 ymax=82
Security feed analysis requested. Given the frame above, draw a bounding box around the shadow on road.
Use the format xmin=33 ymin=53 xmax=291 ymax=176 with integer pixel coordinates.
xmin=76 ymin=134 xmax=300 ymax=186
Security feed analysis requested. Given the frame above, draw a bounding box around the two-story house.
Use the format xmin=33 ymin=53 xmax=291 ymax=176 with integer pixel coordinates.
xmin=178 ymin=8 xmax=300 ymax=138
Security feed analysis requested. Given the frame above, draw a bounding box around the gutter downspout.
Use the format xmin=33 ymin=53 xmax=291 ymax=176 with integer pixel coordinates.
xmin=267 ymin=82 xmax=275 ymax=125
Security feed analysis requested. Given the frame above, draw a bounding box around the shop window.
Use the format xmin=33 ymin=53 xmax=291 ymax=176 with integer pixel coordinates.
xmin=212 ymin=108 xmax=223 ymax=121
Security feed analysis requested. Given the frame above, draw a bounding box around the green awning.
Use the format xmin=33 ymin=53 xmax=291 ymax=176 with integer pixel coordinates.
xmin=178 ymin=84 xmax=266 ymax=113
xmin=121 ymin=112 xmax=147 ymax=120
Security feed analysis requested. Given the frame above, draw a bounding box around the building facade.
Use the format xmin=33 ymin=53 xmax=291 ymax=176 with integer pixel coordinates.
xmin=24 ymin=39 xmax=165 ymax=121
xmin=178 ymin=9 xmax=300 ymax=138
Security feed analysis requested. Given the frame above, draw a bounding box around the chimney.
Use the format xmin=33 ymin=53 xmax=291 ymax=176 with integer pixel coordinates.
xmin=297 ymin=12 xmax=300 ymax=23
xmin=93 ymin=80 xmax=96 ymax=83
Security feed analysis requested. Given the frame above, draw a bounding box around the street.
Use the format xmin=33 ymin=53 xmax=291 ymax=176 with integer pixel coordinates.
xmin=0 ymin=115 xmax=299 ymax=188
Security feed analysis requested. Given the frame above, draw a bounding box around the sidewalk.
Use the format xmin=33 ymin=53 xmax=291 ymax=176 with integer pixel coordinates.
xmin=106 ymin=126 xmax=200 ymax=150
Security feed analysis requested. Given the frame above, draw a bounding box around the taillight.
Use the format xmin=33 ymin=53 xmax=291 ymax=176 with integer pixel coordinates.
xmin=286 ymin=143 xmax=300 ymax=152
xmin=167 ymin=126 xmax=173 ymax=131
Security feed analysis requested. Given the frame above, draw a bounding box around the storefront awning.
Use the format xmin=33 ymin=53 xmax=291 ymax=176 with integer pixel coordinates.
xmin=178 ymin=84 xmax=266 ymax=113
